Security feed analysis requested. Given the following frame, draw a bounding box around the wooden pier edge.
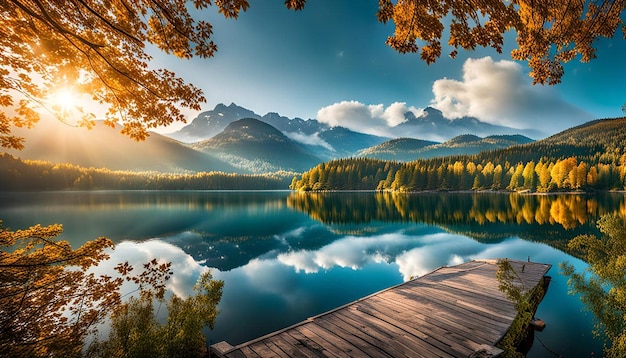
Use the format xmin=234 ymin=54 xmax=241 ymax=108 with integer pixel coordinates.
xmin=210 ymin=258 xmax=552 ymax=358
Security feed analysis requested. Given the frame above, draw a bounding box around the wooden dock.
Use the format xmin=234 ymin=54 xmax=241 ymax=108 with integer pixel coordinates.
xmin=210 ymin=259 xmax=552 ymax=358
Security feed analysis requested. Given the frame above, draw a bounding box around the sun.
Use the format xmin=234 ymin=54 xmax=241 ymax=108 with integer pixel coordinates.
xmin=45 ymin=86 xmax=101 ymax=128
xmin=50 ymin=87 xmax=79 ymax=114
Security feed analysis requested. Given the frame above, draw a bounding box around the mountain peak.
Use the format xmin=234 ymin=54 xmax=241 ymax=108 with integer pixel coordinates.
xmin=423 ymin=107 xmax=443 ymax=116
xmin=402 ymin=106 xmax=445 ymax=126
xmin=215 ymin=103 xmax=228 ymax=110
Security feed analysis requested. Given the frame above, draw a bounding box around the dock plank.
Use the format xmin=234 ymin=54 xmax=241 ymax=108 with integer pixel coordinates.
xmin=298 ymin=322 xmax=363 ymax=357
xmin=351 ymin=302 xmax=458 ymax=357
xmin=363 ymin=293 xmax=501 ymax=344
xmin=259 ymin=340 xmax=292 ymax=358
xmin=335 ymin=310 xmax=411 ymax=357
xmin=345 ymin=305 xmax=456 ymax=357
xmin=355 ymin=295 xmax=492 ymax=350
xmin=212 ymin=259 xmax=551 ymax=358
xmin=315 ymin=313 xmax=394 ymax=357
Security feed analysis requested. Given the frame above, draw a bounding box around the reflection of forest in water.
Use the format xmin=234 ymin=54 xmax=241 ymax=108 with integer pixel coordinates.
xmin=287 ymin=192 xmax=626 ymax=255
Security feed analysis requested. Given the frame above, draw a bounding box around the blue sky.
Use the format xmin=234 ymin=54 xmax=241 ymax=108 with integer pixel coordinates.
xmin=155 ymin=1 xmax=626 ymax=138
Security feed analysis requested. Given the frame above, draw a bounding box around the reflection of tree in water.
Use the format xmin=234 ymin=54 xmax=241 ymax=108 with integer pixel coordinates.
xmin=287 ymin=192 xmax=625 ymax=256
xmin=287 ymin=192 xmax=622 ymax=228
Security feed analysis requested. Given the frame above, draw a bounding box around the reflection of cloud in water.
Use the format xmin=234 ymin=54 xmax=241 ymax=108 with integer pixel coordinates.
xmin=276 ymin=232 xmax=481 ymax=278
xmin=273 ymin=226 xmax=306 ymax=246
xmin=95 ymin=240 xmax=210 ymax=298
xmin=274 ymin=231 xmax=556 ymax=281
xmin=94 ymin=233 xmax=562 ymax=302
xmin=394 ymin=233 xmax=493 ymax=279
xmin=277 ymin=233 xmax=415 ymax=273
xmin=237 ymin=259 xmax=303 ymax=303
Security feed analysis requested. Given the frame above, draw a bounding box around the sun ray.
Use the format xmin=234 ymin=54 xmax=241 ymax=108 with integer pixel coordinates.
xmin=50 ymin=87 xmax=78 ymax=114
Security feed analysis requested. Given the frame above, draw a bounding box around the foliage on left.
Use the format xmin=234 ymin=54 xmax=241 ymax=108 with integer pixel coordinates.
xmin=0 ymin=221 xmax=119 ymax=356
xmin=0 ymin=221 xmax=224 ymax=357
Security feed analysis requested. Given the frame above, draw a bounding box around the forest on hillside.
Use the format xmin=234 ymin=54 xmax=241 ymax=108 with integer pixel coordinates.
xmin=0 ymin=153 xmax=293 ymax=191
xmin=290 ymin=118 xmax=626 ymax=193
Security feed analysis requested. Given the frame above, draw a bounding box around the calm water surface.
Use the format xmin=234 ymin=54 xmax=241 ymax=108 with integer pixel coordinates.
xmin=1 ymin=190 xmax=619 ymax=357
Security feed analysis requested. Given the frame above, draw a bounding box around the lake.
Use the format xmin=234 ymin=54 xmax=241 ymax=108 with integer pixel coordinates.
xmin=0 ymin=190 xmax=617 ymax=357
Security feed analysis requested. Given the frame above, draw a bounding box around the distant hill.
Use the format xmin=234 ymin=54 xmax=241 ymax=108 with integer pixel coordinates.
xmin=3 ymin=119 xmax=237 ymax=173
xmin=192 ymin=118 xmax=322 ymax=173
xmin=538 ymin=117 xmax=626 ymax=148
xmin=483 ymin=117 xmax=626 ymax=165
xmin=314 ymin=127 xmax=389 ymax=159
xmin=358 ymin=134 xmax=533 ymax=161
xmin=423 ymin=134 xmax=535 ymax=158
xmin=357 ymin=138 xmax=440 ymax=161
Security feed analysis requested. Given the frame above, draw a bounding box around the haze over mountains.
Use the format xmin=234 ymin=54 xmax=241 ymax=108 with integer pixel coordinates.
xmin=5 ymin=102 xmax=540 ymax=174
xmin=4 ymin=119 xmax=238 ymax=173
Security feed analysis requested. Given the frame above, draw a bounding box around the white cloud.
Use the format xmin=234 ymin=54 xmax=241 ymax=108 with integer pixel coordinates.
xmin=316 ymin=100 xmax=424 ymax=137
xmin=382 ymin=102 xmax=425 ymax=126
xmin=315 ymin=59 xmax=593 ymax=139
xmin=285 ymin=131 xmax=335 ymax=151
xmin=430 ymin=56 xmax=593 ymax=133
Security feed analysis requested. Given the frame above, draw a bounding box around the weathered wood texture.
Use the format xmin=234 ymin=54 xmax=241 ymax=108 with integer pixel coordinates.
xmin=211 ymin=259 xmax=551 ymax=358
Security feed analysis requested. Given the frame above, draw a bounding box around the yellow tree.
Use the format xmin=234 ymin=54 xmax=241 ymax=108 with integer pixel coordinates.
xmin=587 ymin=165 xmax=599 ymax=187
xmin=535 ymin=161 xmax=553 ymax=192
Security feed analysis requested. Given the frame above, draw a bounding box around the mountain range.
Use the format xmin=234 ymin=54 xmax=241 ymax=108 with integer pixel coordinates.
xmin=4 ymin=103 xmax=539 ymax=174
xmin=166 ymin=103 xmax=390 ymax=161
xmin=168 ymin=103 xmax=541 ymax=144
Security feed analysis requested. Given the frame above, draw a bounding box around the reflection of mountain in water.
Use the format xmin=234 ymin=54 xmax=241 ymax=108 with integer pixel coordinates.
xmin=160 ymin=224 xmax=341 ymax=272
